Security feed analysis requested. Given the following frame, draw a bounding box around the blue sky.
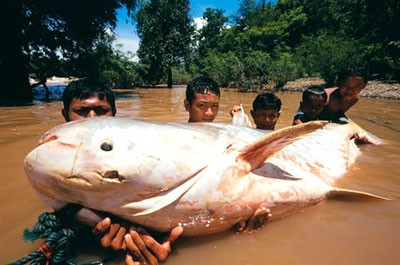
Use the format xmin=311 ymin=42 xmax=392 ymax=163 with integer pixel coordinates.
xmin=114 ymin=0 xmax=240 ymax=54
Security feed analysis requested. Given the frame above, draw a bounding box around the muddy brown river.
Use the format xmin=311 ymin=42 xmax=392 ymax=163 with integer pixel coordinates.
xmin=1 ymin=86 xmax=399 ymax=265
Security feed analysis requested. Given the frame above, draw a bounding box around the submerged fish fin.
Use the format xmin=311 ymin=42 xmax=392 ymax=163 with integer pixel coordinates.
xmin=237 ymin=121 xmax=327 ymax=171
xmin=327 ymin=187 xmax=391 ymax=201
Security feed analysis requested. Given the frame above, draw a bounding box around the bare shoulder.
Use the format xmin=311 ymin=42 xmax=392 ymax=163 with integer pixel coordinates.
xmin=324 ymin=87 xmax=338 ymax=104
xmin=324 ymin=87 xmax=338 ymax=97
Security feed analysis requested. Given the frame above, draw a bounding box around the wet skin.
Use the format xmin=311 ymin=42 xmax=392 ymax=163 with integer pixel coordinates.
xmin=251 ymin=108 xmax=280 ymax=130
xmin=325 ymin=76 xmax=366 ymax=114
xmin=62 ymin=95 xmax=113 ymax=122
xmin=300 ymin=95 xmax=326 ymax=120
xmin=184 ymin=92 xmax=220 ymax=122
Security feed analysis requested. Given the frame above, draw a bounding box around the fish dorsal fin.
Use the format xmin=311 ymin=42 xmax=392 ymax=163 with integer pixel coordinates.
xmin=237 ymin=121 xmax=327 ymax=171
xmin=327 ymin=187 xmax=391 ymax=201
xmin=123 ymin=166 xmax=207 ymax=216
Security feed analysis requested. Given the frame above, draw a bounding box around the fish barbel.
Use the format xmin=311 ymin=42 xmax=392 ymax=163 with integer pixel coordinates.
xmin=23 ymin=117 xmax=387 ymax=236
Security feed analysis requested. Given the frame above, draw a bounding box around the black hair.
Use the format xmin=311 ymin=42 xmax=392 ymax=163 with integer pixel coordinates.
xmin=252 ymin=92 xmax=282 ymax=111
xmin=302 ymin=85 xmax=328 ymax=102
xmin=62 ymin=79 xmax=116 ymax=115
xmin=336 ymin=67 xmax=368 ymax=86
xmin=185 ymin=76 xmax=220 ymax=105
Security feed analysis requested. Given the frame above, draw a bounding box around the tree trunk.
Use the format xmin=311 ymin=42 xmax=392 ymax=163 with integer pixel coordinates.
xmin=1 ymin=0 xmax=32 ymax=105
xmin=167 ymin=68 xmax=173 ymax=88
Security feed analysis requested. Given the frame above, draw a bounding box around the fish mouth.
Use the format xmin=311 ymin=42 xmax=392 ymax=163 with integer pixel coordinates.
xmin=103 ymin=170 xmax=126 ymax=183
xmin=66 ymin=170 xmax=126 ymax=185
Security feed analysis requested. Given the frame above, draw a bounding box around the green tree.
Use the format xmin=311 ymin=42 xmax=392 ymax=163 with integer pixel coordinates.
xmin=296 ymin=32 xmax=367 ymax=86
xmin=1 ymin=0 xmax=136 ymax=105
xmin=196 ymin=8 xmax=228 ymax=57
xmin=136 ymin=0 xmax=193 ymax=88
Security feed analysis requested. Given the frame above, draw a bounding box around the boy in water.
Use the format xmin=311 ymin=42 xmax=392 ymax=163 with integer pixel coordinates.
xmin=184 ymin=77 xmax=271 ymax=231
xmin=231 ymin=92 xmax=282 ymax=130
xmin=292 ymin=85 xmax=327 ymax=125
xmin=251 ymin=92 xmax=282 ymax=130
xmin=319 ymin=68 xmax=367 ymax=123
xmin=184 ymin=76 xmax=220 ymax=122
xmin=62 ymin=79 xmax=182 ymax=265
xmin=62 ymin=79 xmax=116 ymax=121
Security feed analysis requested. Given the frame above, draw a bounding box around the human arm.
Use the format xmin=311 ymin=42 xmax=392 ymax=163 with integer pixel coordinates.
xmin=292 ymin=111 xmax=305 ymax=126
xmin=229 ymin=105 xmax=242 ymax=117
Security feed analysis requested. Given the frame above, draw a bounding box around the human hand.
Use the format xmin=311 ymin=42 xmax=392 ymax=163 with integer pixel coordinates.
xmin=229 ymin=105 xmax=242 ymax=117
xmin=125 ymin=226 xmax=183 ymax=265
xmin=235 ymin=207 xmax=271 ymax=233
xmin=92 ymin=217 xmax=128 ymax=250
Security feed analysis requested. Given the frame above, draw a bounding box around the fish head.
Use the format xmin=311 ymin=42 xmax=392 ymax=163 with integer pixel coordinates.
xmin=23 ymin=117 xmax=230 ymax=211
xmin=24 ymin=118 xmax=135 ymax=208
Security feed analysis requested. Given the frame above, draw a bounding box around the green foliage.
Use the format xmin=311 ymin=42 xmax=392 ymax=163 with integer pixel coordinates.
xmin=22 ymin=0 xmax=137 ymax=80
xmin=238 ymin=51 xmax=273 ymax=91
xmin=270 ymin=52 xmax=299 ymax=89
xmin=197 ymin=51 xmax=241 ymax=87
xmin=172 ymin=66 xmax=192 ymax=84
xmin=295 ymin=32 xmax=367 ymax=86
xmin=196 ymin=8 xmax=228 ymax=57
xmin=187 ymin=0 xmax=400 ymax=88
xmin=7 ymin=0 xmax=400 ymax=105
xmin=4 ymin=0 xmax=138 ymax=104
xmin=135 ymin=0 xmax=193 ymax=87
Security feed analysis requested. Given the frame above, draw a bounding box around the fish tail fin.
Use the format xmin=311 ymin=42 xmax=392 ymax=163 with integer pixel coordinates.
xmin=327 ymin=187 xmax=391 ymax=201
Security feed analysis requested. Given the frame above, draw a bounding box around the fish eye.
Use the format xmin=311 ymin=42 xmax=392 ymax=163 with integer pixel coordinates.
xmin=100 ymin=140 xmax=113 ymax=152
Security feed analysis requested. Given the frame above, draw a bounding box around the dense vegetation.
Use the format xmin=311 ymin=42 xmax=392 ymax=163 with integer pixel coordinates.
xmin=1 ymin=0 xmax=399 ymax=104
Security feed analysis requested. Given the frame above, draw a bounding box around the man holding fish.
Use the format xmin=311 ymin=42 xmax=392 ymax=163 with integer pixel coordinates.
xmin=61 ymin=78 xmax=182 ymax=264
xmin=60 ymin=78 xmax=270 ymax=264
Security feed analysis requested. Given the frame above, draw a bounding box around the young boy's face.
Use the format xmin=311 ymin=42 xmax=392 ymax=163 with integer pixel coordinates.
xmin=300 ymin=95 xmax=326 ymax=120
xmin=338 ymin=76 xmax=366 ymax=99
xmin=184 ymin=92 xmax=220 ymax=122
xmin=63 ymin=95 xmax=113 ymax=122
xmin=251 ymin=108 xmax=280 ymax=130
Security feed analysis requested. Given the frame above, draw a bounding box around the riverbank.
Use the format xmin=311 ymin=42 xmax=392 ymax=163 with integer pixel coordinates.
xmin=282 ymin=78 xmax=400 ymax=100
xmin=33 ymin=76 xmax=400 ymax=100
xmin=29 ymin=76 xmax=78 ymax=86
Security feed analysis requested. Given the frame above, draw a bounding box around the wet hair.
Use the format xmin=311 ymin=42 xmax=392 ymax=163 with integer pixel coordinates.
xmin=336 ymin=67 xmax=368 ymax=86
xmin=252 ymin=92 xmax=282 ymax=111
xmin=302 ymin=85 xmax=328 ymax=103
xmin=185 ymin=76 xmax=220 ymax=105
xmin=62 ymin=79 xmax=116 ymax=116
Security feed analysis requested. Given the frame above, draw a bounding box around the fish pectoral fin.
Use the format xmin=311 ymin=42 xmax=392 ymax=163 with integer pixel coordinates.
xmin=237 ymin=121 xmax=327 ymax=171
xmin=123 ymin=166 xmax=207 ymax=216
xmin=327 ymin=187 xmax=391 ymax=201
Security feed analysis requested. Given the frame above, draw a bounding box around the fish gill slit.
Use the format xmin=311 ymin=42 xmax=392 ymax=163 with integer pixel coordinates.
xmin=70 ymin=142 xmax=83 ymax=176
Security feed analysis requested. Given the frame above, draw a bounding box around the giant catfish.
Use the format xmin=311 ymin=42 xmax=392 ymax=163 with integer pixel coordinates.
xmin=23 ymin=117 xmax=387 ymax=236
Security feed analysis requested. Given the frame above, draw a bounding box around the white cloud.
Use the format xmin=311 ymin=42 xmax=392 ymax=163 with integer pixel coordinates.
xmin=113 ymin=36 xmax=139 ymax=54
xmin=193 ymin=17 xmax=207 ymax=30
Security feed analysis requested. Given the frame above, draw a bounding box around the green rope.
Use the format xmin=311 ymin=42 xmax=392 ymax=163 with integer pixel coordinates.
xmin=8 ymin=204 xmax=106 ymax=265
xmin=9 ymin=211 xmax=76 ymax=265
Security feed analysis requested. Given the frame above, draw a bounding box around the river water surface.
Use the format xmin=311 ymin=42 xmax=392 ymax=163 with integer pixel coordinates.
xmin=1 ymin=86 xmax=400 ymax=265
